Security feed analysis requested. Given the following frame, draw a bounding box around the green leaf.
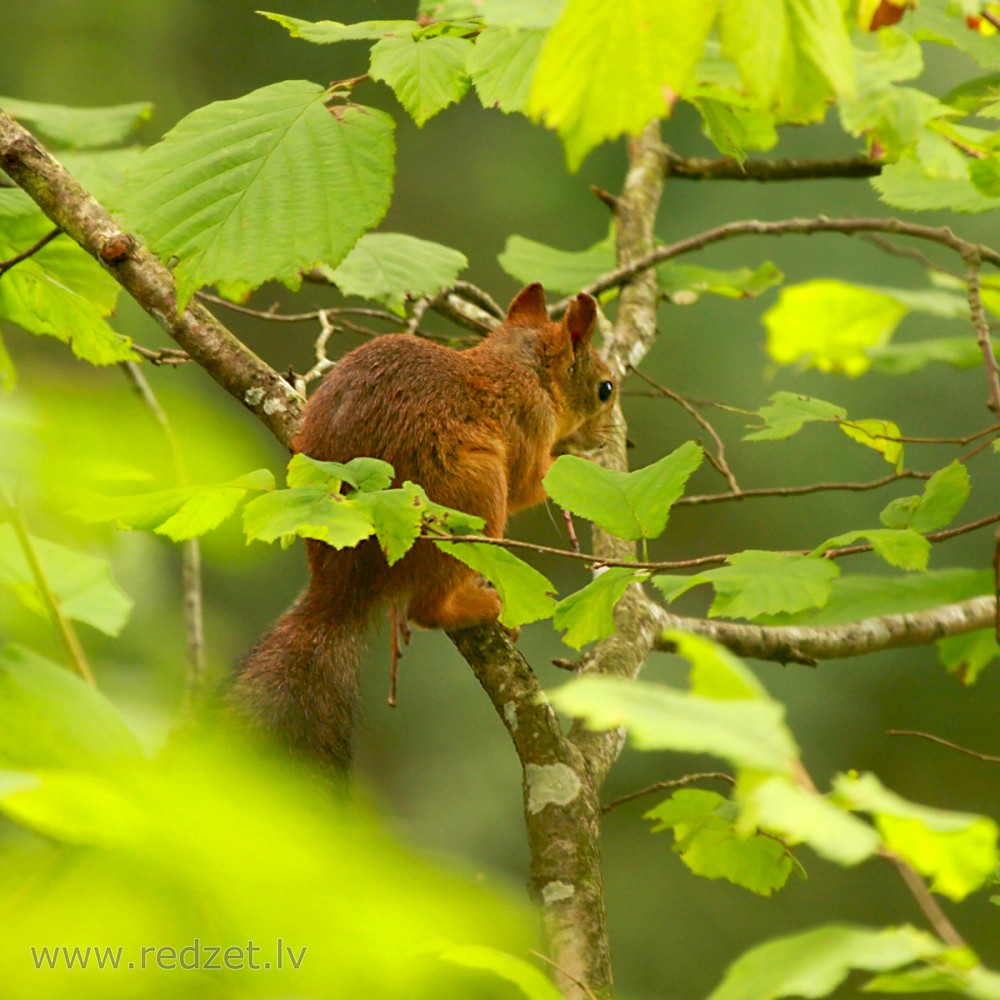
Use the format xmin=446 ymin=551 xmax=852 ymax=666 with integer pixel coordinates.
xmin=553 ymin=566 xmax=642 ymax=649
xmin=879 ymin=461 xmax=969 ymax=533
xmin=0 ymin=213 xmax=134 ymax=366
xmin=548 ymin=676 xmax=799 ymax=774
xmin=287 ymin=454 xmax=395 ymax=492
xmin=705 ymin=551 xmax=840 ymax=621
xmin=434 ymin=944 xmax=563 ymax=1000
xmin=647 ymin=789 xmax=794 ymax=896
xmin=668 ymin=630 xmax=770 ymax=701
xmin=840 ymin=419 xmax=904 ymax=471
xmin=744 ymin=392 xmax=847 ymax=442
xmin=720 ymin=0 xmax=855 ymax=121
xmin=763 ymin=281 xmax=907 ymax=376
xmin=867 ymin=337 xmax=995 ymax=374
xmin=469 ymin=27 xmax=545 ymax=114
xmin=326 ymin=233 xmax=468 ymax=314
xmin=120 ymin=81 xmax=395 ymax=308
xmin=0 ymin=645 xmax=144 ymax=770
xmin=528 ymin=0 xmax=719 ymax=169
xmin=0 ymin=768 xmax=147 ymax=847
xmin=657 ymin=261 xmax=783 ymax=304
xmin=356 ymin=484 xmax=425 ymax=565
xmin=706 ymin=923 xmax=944 ymax=1000
xmin=242 ymin=487 xmax=375 ymax=548
xmin=0 ymin=97 xmax=153 ymax=149
xmin=370 ymin=35 xmax=472 ymax=126
xmin=835 ymin=772 xmax=999 ymax=900
xmin=0 ymin=333 xmax=13 ymax=391
xmin=938 ymin=629 xmax=1000 ymax=684
xmin=746 ymin=777 xmax=881 ymax=866
xmin=913 ymin=2 xmax=1000 ymax=71
xmin=433 ymin=540 xmax=556 ymax=628
xmin=814 ymin=528 xmax=929 ymax=571
xmin=694 ymin=98 xmax=778 ymax=162
xmin=70 ymin=470 xmax=275 ymax=542
xmin=258 ymin=12 xmax=420 ymax=42
xmin=544 ymin=443 xmax=703 ymax=541
xmin=873 ymin=155 xmax=1000 ymax=213
xmin=758 ymin=568 xmax=992 ymax=626
xmin=0 ymin=526 xmax=133 ymax=636
xmin=498 ymin=234 xmax=614 ymax=295
xmin=479 ymin=0 xmax=566 ymax=28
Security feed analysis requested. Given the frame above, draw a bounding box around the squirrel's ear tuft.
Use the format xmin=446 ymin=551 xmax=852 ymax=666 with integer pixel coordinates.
xmin=564 ymin=292 xmax=597 ymax=344
xmin=506 ymin=282 xmax=549 ymax=325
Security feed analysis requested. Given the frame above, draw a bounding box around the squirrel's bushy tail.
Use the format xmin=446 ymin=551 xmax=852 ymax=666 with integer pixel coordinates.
xmin=227 ymin=593 xmax=365 ymax=770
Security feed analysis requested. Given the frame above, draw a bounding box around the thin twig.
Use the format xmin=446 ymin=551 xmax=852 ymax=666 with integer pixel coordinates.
xmin=860 ymin=233 xmax=958 ymax=276
xmin=631 ymin=368 xmax=740 ymax=491
xmin=675 ymin=471 xmax=932 ymax=507
xmin=550 ymin=217 xmax=1000 ymax=314
xmin=0 ymin=485 xmax=96 ymax=685
xmin=887 ymin=729 xmax=1000 ymax=764
xmin=965 ymin=256 xmax=1000 ymax=418
xmin=602 ymin=772 xmax=735 ymax=813
xmin=892 ymin=856 xmax=968 ymax=950
xmin=0 ymin=227 xmax=61 ymax=275
xmin=119 ymin=362 xmax=207 ymax=714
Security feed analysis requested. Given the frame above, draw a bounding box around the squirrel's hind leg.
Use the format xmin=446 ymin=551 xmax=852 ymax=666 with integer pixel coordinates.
xmin=408 ymin=569 xmax=501 ymax=631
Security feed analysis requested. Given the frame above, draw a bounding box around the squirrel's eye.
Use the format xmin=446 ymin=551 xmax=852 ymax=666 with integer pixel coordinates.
xmin=598 ymin=380 xmax=613 ymax=403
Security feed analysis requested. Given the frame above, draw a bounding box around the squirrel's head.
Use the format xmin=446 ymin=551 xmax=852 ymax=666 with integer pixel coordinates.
xmin=504 ymin=283 xmax=616 ymax=455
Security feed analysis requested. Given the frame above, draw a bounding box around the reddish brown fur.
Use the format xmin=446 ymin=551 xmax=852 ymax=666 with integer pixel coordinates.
xmin=228 ymin=283 xmax=615 ymax=769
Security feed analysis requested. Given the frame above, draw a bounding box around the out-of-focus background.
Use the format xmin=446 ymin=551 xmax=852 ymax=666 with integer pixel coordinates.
xmin=2 ymin=3 xmax=999 ymax=997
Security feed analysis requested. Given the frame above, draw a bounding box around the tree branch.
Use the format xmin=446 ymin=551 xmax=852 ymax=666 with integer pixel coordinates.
xmin=662 ymin=149 xmax=882 ymax=182
xmin=964 ymin=255 xmax=1000 ymax=418
xmin=551 ymin=216 xmax=1000 ymax=312
xmin=0 ymin=226 xmax=61 ymax=275
xmin=652 ymin=596 xmax=996 ymax=665
xmin=0 ymin=111 xmax=304 ymax=448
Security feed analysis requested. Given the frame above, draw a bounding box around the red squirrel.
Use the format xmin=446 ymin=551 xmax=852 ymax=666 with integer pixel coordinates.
xmin=228 ymin=283 xmax=615 ymax=769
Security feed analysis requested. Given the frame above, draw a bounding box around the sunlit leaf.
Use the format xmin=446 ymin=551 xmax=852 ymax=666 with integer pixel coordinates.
xmin=873 ymin=156 xmax=1000 ymax=213
xmin=836 ymin=772 xmax=999 ymax=900
xmin=866 ymin=337 xmax=995 ymax=374
xmin=706 ymin=923 xmax=944 ymax=1000
xmin=0 ymin=213 xmax=134 ymax=366
xmin=647 ymin=789 xmax=794 ymax=896
xmin=0 ymin=645 xmax=144 ymax=771
xmin=549 ymin=676 xmax=799 ymax=774
xmin=120 ymin=81 xmax=395 ymax=308
xmin=70 ymin=470 xmax=276 ymax=542
xmin=840 ymin=418 xmax=904 ymax=470
xmin=544 ymin=443 xmax=703 ymax=541
xmin=287 ymin=454 xmax=395 ymax=493
xmin=720 ymin=0 xmax=855 ymax=121
xmin=434 ymin=943 xmax=563 ymax=1000
xmin=355 ymin=484 xmax=425 ymax=565
xmin=553 ymin=566 xmax=642 ymax=648
xmin=763 ymin=281 xmax=907 ymax=376
xmin=745 ymin=777 xmax=881 ymax=866
xmin=528 ymin=0 xmax=718 ymax=169
xmin=0 ymin=526 xmax=132 ymax=636
xmin=668 ymin=630 xmax=770 ymax=701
